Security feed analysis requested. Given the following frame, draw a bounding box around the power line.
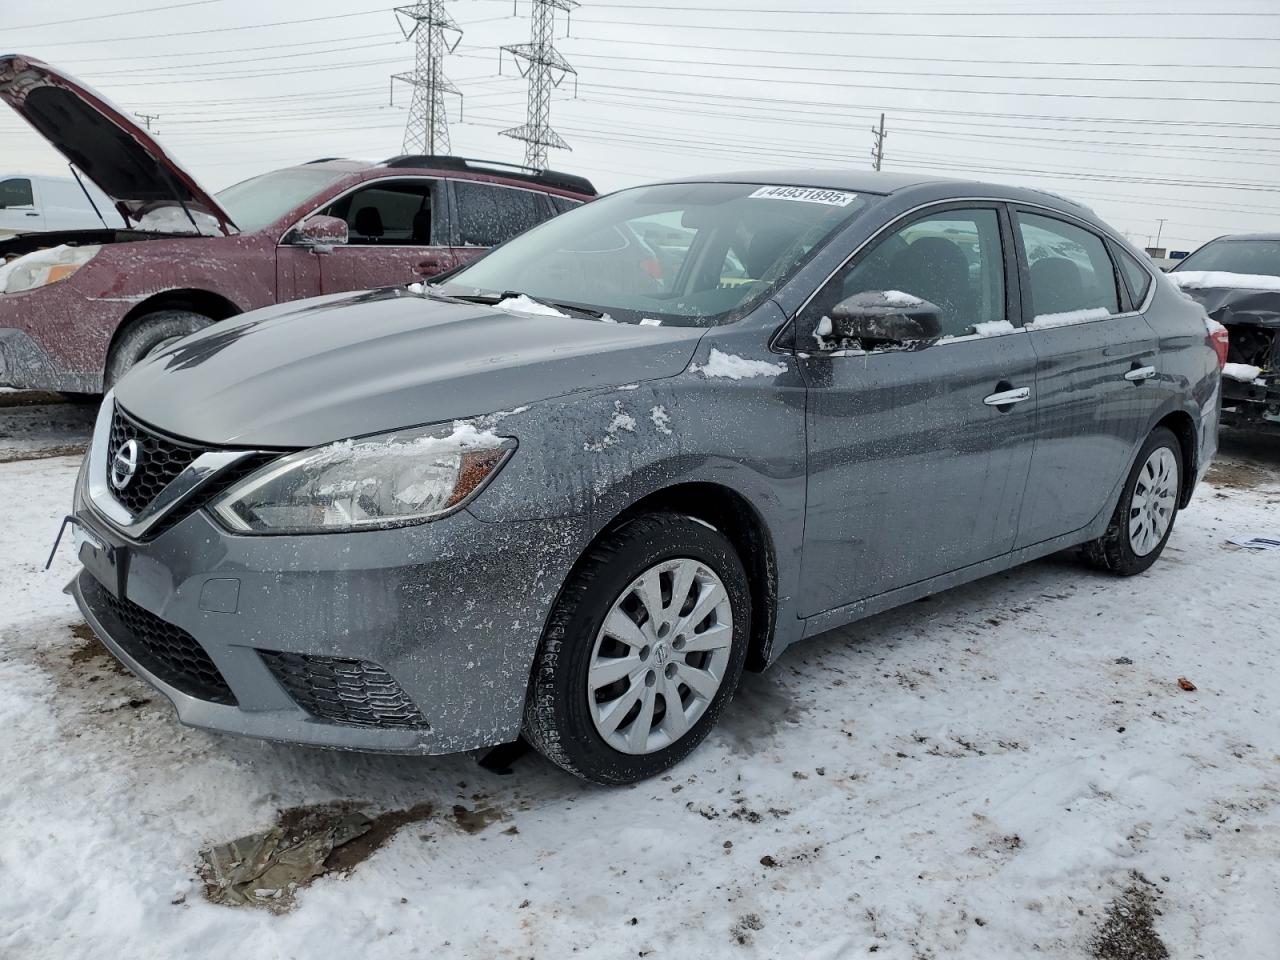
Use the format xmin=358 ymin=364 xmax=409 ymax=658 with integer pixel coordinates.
xmin=9 ymin=8 xmax=395 ymax=47
xmin=576 ymin=2 xmax=1280 ymax=14
xmin=565 ymin=33 xmax=1280 ymax=72
xmin=2 ymin=0 xmax=225 ymax=31
xmin=568 ymin=17 xmax=1280 ymax=40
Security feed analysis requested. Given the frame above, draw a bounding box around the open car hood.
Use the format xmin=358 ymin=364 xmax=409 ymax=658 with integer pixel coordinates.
xmin=0 ymin=54 xmax=236 ymax=236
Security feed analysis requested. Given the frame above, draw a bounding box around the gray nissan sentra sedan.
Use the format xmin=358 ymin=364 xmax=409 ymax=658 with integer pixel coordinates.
xmin=66 ymin=170 xmax=1221 ymax=784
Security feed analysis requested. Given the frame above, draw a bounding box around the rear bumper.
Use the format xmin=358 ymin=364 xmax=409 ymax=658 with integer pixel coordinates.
xmin=1221 ymin=376 xmax=1280 ymax=432
xmin=69 ymin=488 xmax=588 ymax=755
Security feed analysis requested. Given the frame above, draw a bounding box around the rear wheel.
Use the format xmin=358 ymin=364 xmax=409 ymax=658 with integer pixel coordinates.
xmin=104 ymin=310 xmax=212 ymax=389
xmin=524 ymin=513 xmax=750 ymax=784
xmin=1081 ymin=426 xmax=1183 ymax=576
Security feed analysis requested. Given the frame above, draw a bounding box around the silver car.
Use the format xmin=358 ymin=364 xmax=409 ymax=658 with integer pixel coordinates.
xmin=67 ymin=171 xmax=1221 ymax=784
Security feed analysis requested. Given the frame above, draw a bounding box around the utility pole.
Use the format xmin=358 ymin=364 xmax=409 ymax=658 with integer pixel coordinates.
xmin=871 ymin=112 xmax=887 ymax=171
xmin=501 ymin=0 xmax=579 ymax=170
xmin=1154 ymin=218 xmax=1168 ymax=249
xmin=391 ymin=1 xmax=463 ymax=156
xmin=135 ymin=111 xmax=159 ymax=133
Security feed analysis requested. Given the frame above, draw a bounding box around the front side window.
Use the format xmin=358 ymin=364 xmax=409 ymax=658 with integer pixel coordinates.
xmin=455 ymin=181 xmax=551 ymax=247
xmin=0 ymin=178 xmax=34 ymax=209
xmin=1017 ymin=212 xmax=1120 ymax=321
xmin=441 ymin=181 xmax=867 ymax=326
xmin=322 ymin=180 xmax=436 ymax=245
xmin=1174 ymin=238 xmax=1280 ymax=278
xmin=803 ymin=207 xmax=1006 ymax=339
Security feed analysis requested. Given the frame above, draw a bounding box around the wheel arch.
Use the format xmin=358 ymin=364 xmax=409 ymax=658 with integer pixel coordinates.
xmin=106 ymin=288 xmax=243 ymax=365
xmin=1151 ymin=408 xmax=1198 ymax=508
xmin=581 ymin=481 xmax=779 ymax=673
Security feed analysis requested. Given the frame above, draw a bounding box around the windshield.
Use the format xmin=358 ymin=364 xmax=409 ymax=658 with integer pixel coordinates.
xmin=1175 ymin=238 xmax=1280 ymax=278
xmin=440 ymin=181 xmax=868 ymax=326
xmin=216 ymin=167 xmax=350 ymax=233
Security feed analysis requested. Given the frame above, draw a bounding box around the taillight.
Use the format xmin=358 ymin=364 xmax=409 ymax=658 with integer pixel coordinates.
xmin=1207 ymin=318 xmax=1230 ymax=368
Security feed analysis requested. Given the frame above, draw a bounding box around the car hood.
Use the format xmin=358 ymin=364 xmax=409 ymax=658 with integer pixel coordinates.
xmin=1177 ymin=285 xmax=1280 ymax=328
xmin=113 ymin=288 xmax=706 ymax=447
xmin=0 ymin=54 xmax=236 ymax=235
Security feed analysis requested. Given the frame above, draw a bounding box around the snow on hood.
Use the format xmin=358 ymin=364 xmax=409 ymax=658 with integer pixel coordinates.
xmin=1169 ymin=271 xmax=1280 ymax=292
xmin=134 ymin=206 xmax=223 ymax=237
xmin=0 ymin=54 xmax=236 ymax=235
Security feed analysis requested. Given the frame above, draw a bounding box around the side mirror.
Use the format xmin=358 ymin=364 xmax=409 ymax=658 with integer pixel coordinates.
xmin=828 ymin=290 xmax=943 ymax=346
xmin=293 ymin=214 xmax=348 ymax=249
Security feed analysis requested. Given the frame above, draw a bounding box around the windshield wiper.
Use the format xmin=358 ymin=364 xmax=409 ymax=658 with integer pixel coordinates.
xmin=430 ymin=288 xmax=606 ymax=319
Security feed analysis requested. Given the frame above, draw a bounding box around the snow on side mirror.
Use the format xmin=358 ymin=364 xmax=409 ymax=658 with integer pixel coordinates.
xmin=829 ymin=290 xmax=943 ymax=346
xmin=294 ymin=214 xmax=349 ymax=250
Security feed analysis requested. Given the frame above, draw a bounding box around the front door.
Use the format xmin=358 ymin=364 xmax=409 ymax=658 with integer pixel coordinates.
xmin=796 ymin=204 xmax=1039 ymax=616
xmin=1010 ymin=209 xmax=1162 ymax=548
xmin=313 ymin=178 xmax=455 ymax=294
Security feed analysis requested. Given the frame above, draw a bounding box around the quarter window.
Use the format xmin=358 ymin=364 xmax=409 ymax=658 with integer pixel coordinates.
xmin=0 ymin=178 xmax=34 ymax=209
xmin=1017 ymin=213 xmax=1120 ymax=321
xmin=455 ymin=182 xmax=551 ymax=247
xmin=1116 ymin=247 xmax=1153 ymax=306
xmin=806 ymin=208 xmax=1006 ymax=339
xmin=321 ymin=180 xmax=437 ymax=245
xmin=549 ymin=195 xmax=583 ymax=215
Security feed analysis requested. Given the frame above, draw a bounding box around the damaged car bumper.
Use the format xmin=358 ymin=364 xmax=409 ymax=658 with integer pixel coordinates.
xmin=67 ymin=405 xmax=586 ymax=755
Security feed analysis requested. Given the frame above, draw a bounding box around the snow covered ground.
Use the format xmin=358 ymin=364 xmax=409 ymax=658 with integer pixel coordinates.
xmin=2 ymin=396 xmax=1279 ymax=959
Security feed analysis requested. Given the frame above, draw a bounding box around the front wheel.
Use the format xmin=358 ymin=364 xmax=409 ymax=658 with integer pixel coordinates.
xmin=1081 ymin=426 xmax=1183 ymax=576
xmin=524 ymin=513 xmax=751 ymax=785
xmin=104 ymin=309 xmax=213 ymax=389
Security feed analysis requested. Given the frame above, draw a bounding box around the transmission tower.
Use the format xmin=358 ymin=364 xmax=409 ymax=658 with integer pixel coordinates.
xmin=391 ymin=2 xmax=463 ymax=156
xmin=501 ymin=0 xmax=579 ymax=170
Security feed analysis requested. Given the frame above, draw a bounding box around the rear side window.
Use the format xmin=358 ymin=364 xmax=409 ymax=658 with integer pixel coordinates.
xmin=1017 ymin=212 xmax=1120 ymax=321
xmin=1116 ymin=247 xmax=1153 ymax=305
xmin=549 ymin=195 xmax=583 ymax=214
xmin=455 ymin=182 xmax=550 ymax=247
xmin=0 ymin=178 xmax=34 ymax=209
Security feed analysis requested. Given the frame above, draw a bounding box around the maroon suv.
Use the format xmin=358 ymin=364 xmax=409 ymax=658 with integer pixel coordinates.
xmin=0 ymin=55 xmax=595 ymax=393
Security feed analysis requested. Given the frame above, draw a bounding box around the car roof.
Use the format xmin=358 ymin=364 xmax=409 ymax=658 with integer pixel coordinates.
xmin=662 ymin=167 xmax=1097 ymax=213
xmin=1208 ymin=233 xmax=1280 ymax=242
xmin=288 ymin=156 xmax=595 ymax=198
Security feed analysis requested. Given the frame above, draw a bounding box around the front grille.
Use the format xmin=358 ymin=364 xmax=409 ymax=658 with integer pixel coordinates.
xmin=259 ymin=651 xmax=427 ymax=728
xmin=107 ymin=405 xmax=211 ymax=516
xmin=81 ymin=576 xmax=237 ymax=705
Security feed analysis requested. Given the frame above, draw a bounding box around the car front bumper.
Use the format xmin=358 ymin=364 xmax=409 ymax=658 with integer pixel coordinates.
xmin=69 ymin=479 xmax=588 ymax=755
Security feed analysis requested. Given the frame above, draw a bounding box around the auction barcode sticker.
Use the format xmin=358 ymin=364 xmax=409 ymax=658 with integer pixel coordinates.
xmin=749 ymin=186 xmax=858 ymax=206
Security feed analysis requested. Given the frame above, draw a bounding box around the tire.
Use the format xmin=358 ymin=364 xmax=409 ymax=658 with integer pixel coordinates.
xmin=1080 ymin=426 xmax=1183 ymax=576
xmin=104 ymin=310 xmax=212 ymax=389
xmin=524 ymin=512 xmax=751 ymax=785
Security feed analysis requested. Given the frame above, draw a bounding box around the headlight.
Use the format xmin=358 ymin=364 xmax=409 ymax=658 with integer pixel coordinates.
xmin=211 ymin=422 xmax=516 ymax=534
xmin=0 ymin=244 xmax=100 ymax=295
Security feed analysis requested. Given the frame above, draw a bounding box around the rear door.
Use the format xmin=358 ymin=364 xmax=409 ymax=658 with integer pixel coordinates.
xmin=0 ymin=176 xmax=42 ymax=233
xmin=448 ymin=179 xmax=558 ymax=268
xmin=796 ymin=203 xmax=1039 ymax=615
xmin=312 ymin=177 xmax=455 ymax=293
xmin=1011 ymin=208 xmax=1161 ymax=547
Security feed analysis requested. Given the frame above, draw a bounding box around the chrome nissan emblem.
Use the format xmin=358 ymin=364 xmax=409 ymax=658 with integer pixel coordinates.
xmin=110 ymin=439 xmax=140 ymax=490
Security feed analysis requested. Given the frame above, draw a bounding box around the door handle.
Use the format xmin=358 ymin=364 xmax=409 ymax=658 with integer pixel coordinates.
xmin=415 ymin=256 xmax=447 ymax=275
xmin=25 ymin=211 xmax=39 ymax=217
xmin=983 ymin=386 xmax=1031 ymax=407
xmin=1125 ymin=365 xmax=1157 ymax=383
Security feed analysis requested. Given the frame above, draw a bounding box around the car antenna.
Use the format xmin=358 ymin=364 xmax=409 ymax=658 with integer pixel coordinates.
xmin=67 ymin=163 xmax=112 ymax=231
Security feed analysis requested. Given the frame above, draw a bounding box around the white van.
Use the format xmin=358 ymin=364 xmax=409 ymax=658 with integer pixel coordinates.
xmin=0 ymin=173 xmax=124 ymax=236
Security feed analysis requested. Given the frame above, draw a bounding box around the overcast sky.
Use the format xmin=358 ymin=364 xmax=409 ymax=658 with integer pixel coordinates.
xmin=3 ymin=0 xmax=1279 ymax=251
